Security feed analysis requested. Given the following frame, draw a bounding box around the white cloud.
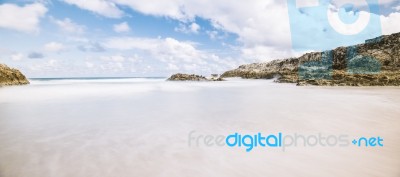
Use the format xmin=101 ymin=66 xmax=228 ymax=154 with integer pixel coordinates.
xmin=99 ymin=61 xmax=124 ymax=72
xmin=0 ymin=48 xmax=13 ymax=55
xmin=207 ymin=31 xmax=217 ymax=40
xmin=28 ymin=59 xmax=60 ymax=72
xmin=82 ymin=54 xmax=143 ymax=74
xmin=241 ymin=45 xmax=302 ymax=62
xmin=381 ymin=12 xmax=400 ymax=35
xmin=394 ymin=6 xmax=400 ymax=11
xmin=104 ymin=37 xmax=205 ymax=64
xmin=0 ymin=3 xmax=47 ymax=33
xmin=110 ymin=0 xmax=188 ymax=20
xmin=190 ymin=23 xmax=200 ymax=33
xmin=103 ymin=36 xmax=239 ymax=74
xmin=85 ymin=62 xmax=94 ymax=68
xmin=78 ymin=42 xmax=105 ymax=52
xmin=100 ymin=55 xmax=126 ymax=62
xmin=167 ymin=63 xmax=179 ymax=71
xmin=206 ymin=30 xmax=228 ymax=40
xmin=107 ymin=0 xmax=293 ymax=60
xmin=63 ymin=0 xmax=124 ymax=18
xmin=6 ymin=1 xmax=400 ymax=76
xmin=108 ymin=0 xmax=400 ymax=62
xmin=175 ymin=22 xmax=201 ymax=34
xmin=67 ymin=36 xmax=90 ymax=43
xmin=104 ymin=37 xmax=158 ymax=50
xmin=376 ymin=0 xmax=398 ymax=4
xmin=11 ymin=53 xmax=24 ymax=61
xmin=99 ymin=54 xmax=141 ymax=63
xmin=44 ymin=42 xmax=65 ymax=52
xmin=52 ymin=18 xmax=85 ymax=34
xmin=111 ymin=1 xmax=291 ymax=46
xmin=52 ymin=0 xmax=400 ymax=63
xmin=113 ymin=22 xmax=130 ymax=33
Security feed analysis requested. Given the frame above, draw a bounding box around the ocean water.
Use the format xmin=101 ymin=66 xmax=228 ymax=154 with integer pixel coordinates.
xmin=0 ymin=78 xmax=399 ymax=177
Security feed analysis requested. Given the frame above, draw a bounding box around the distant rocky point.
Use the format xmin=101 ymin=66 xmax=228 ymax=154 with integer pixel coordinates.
xmin=167 ymin=73 xmax=224 ymax=81
xmin=0 ymin=64 xmax=29 ymax=86
xmin=221 ymin=32 xmax=400 ymax=86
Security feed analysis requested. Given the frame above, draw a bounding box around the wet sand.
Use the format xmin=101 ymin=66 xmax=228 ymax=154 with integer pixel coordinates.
xmin=0 ymin=78 xmax=399 ymax=177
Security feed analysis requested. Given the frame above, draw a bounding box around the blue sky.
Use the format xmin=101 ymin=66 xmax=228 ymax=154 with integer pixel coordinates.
xmin=0 ymin=0 xmax=399 ymax=77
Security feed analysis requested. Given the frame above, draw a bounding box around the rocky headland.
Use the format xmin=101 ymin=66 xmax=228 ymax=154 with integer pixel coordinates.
xmin=0 ymin=64 xmax=30 ymax=86
xmin=221 ymin=32 xmax=400 ymax=86
xmin=167 ymin=73 xmax=224 ymax=81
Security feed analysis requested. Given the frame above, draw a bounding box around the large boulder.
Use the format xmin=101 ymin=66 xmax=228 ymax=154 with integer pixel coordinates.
xmin=0 ymin=64 xmax=30 ymax=86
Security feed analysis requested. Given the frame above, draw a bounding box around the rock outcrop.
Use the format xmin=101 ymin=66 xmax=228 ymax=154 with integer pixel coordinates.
xmin=0 ymin=64 xmax=30 ymax=86
xmin=222 ymin=32 xmax=400 ymax=86
xmin=167 ymin=73 xmax=224 ymax=81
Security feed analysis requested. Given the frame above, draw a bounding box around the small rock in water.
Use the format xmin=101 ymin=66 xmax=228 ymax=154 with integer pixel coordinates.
xmin=167 ymin=73 xmax=224 ymax=81
xmin=167 ymin=73 xmax=208 ymax=81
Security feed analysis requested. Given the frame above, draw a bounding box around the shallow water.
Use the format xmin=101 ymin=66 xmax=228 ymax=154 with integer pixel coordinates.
xmin=0 ymin=78 xmax=399 ymax=177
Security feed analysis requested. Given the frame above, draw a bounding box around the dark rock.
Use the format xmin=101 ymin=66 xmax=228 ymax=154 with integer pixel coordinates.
xmin=167 ymin=73 xmax=225 ymax=81
xmin=211 ymin=77 xmax=225 ymax=81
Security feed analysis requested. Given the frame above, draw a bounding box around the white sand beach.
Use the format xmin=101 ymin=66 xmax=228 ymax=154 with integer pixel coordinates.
xmin=0 ymin=78 xmax=399 ymax=177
